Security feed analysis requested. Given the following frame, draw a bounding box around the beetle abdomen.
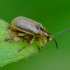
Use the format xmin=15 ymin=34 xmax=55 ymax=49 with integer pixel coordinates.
xmin=12 ymin=16 xmax=41 ymax=34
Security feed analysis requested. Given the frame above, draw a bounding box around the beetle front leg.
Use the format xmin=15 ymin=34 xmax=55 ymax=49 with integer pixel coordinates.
xmin=38 ymin=39 xmax=43 ymax=51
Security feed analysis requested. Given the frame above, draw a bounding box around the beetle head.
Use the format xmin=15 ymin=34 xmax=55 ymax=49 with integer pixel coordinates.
xmin=44 ymin=32 xmax=58 ymax=49
xmin=43 ymin=32 xmax=51 ymax=41
xmin=44 ymin=29 xmax=70 ymax=50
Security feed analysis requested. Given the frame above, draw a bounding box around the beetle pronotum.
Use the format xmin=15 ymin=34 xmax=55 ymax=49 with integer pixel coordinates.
xmin=8 ymin=16 xmax=70 ymax=51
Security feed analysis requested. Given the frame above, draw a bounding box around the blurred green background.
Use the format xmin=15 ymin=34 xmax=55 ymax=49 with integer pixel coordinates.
xmin=0 ymin=0 xmax=70 ymax=70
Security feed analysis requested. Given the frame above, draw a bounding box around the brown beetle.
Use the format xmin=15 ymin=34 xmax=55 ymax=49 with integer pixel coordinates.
xmin=8 ymin=16 xmax=70 ymax=51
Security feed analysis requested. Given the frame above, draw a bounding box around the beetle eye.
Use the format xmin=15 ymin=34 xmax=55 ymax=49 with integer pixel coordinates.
xmin=36 ymin=25 xmax=40 ymax=30
xmin=46 ymin=36 xmax=50 ymax=41
xmin=47 ymin=36 xmax=50 ymax=39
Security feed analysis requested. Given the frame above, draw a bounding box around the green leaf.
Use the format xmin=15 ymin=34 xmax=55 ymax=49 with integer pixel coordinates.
xmin=0 ymin=19 xmax=47 ymax=67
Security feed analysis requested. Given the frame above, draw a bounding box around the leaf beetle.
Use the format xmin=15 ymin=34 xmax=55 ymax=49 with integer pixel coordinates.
xmin=8 ymin=16 xmax=70 ymax=51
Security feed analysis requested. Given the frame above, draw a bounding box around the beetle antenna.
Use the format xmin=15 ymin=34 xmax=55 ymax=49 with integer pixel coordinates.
xmin=52 ymin=37 xmax=58 ymax=49
xmin=53 ymin=29 xmax=70 ymax=36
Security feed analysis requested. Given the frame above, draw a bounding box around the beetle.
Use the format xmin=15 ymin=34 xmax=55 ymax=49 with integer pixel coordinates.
xmin=8 ymin=16 xmax=70 ymax=51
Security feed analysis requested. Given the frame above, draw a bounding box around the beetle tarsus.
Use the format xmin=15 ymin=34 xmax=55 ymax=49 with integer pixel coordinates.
xmin=38 ymin=47 xmax=41 ymax=51
xmin=18 ymin=48 xmax=22 ymax=52
xmin=5 ymin=37 xmax=11 ymax=41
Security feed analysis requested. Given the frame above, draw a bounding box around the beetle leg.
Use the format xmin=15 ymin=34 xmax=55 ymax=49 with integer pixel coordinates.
xmin=18 ymin=44 xmax=30 ymax=52
xmin=5 ymin=37 xmax=11 ymax=41
xmin=38 ymin=39 xmax=43 ymax=51
xmin=18 ymin=33 xmax=26 ymax=37
xmin=29 ymin=36 xmax=35 ymax=44
xmin=40 ymin=40 xmax=43 ymax=48
xmin=18 ymin=36 xmax=35 ymax=52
